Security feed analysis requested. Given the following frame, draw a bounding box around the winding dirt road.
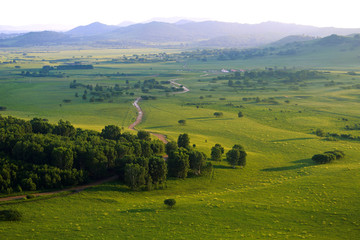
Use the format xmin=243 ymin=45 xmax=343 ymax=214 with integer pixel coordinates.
xmin=128 ymin=79 xmax=189 ymax=144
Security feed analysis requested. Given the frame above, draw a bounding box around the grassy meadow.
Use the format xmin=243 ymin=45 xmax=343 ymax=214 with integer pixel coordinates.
xmin=0 ymin=48 xmax=360 ymax=239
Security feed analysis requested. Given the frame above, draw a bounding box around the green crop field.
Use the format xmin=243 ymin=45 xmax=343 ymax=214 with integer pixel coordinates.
xmin=0 ymin=47 xmax=360 ymax=239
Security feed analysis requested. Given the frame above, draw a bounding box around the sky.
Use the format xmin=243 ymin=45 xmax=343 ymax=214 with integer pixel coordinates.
xmin=1 ymin=0 xmax=360 ymax=30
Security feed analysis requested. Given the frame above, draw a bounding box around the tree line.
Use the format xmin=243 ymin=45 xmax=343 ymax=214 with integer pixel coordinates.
xmin=0 ymin=115 xmax=248 ymax=193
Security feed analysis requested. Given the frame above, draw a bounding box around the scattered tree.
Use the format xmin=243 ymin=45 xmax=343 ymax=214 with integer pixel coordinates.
xmin=164 ymin=199 xmax=176 ymax=208
xmin=226 ymin=144 xmax=247 ymax=168
xmin=214 ymin=112 xmax=223 ymax=118
xmin=178 ymin=119 xmax=186 ymax=126
xmin=211 ymin=144 xmax=223 ymax=161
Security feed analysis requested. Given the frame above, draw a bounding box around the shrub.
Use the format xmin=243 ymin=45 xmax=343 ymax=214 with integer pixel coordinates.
xmin=164 ymin=199 xmax=176 ymax=208
xmin=26 ymin=194 xmax=36 ymax=199
xmin=315 ymin=128 xmax=326 ymax=137
xmin=0 ymin=210 xmax=22 ymax=221
xmin=312 ymin=150 xmax=345 ymax=164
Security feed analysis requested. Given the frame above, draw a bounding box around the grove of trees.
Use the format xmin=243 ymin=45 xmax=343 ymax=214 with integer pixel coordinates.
xmin=0 ymin=115 xmax=247 ymax=193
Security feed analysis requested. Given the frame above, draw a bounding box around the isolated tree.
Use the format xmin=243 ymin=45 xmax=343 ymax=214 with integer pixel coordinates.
xmin=214 ymin=112 xmax=223 ymax=118
xmin=164 ymin=199 xmax=176 ymax=208
xmin=226 ymin=144 xmax=247 ymax=168
xmin=178 ymin=119 xmax=186 ymax=126
xmin=124 ymin=163 xmax=146 ymax=190
xmin=238 ymin=111 xmax=244 ymax=118
xmin=226 ymin=149 xmax=240 ymax=168
xmin=177 ymin=133 xmax=190 ymax=149
xmin=315 ymin=128 xmax=326 ymax=137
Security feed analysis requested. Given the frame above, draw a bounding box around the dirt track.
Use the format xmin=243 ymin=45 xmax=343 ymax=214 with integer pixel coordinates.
xmin=128 ymin=79 xmax=189 ymax=144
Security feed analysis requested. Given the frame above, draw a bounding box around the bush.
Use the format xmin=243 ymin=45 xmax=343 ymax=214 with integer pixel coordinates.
xmin=312 ymin=150 xmax=345 ymax=164
xmin=26 ymin=194 xmax=36 ymax=199
xmin=164 ymin=199 xmax=176 ymax=208
xmin=0 ymin=210 xmax=22 ymax=221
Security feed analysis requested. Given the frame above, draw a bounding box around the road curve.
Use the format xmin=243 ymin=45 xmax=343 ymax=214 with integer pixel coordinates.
xmin=128 ymin=79 xmax=190 ymax=144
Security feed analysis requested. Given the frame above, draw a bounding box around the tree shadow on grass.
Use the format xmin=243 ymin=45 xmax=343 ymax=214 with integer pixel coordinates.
xmin=186 ymin=117 xmax=212 ymax=120
xmin=120 ymin=208 xmax=156 ymax=214
xmin=270 ymin=138 xmax=315 ymax=142
xmin=261 ymin=158 xmax=314 ymax=172
xmin=213 ymin=164 xmax=234 ymax=169
xmin=85 ymin=184 xmax=130 ymax=193
xmin=146 ymin=125 xmax=173 ymax=129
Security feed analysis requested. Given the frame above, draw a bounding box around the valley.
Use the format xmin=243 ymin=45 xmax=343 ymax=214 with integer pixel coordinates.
xmin=0 ymin=35 xmax=360 ymax=239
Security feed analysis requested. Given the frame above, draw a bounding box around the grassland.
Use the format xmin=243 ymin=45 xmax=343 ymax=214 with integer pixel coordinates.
xmin=0 ymin=48 xmax=360 ymax=239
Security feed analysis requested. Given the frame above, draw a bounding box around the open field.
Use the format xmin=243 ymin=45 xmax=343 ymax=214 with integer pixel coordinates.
xmin=0 ymin=48 xmax=360 ymax=239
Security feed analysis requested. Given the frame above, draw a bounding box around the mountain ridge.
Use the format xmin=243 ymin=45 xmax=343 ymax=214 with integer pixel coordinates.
xmin=1 ymin=20 xmax=360 ymax=48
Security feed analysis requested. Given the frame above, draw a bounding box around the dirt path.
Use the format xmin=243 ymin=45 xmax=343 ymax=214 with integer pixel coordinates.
xmin=169 ymin=78 xmax=190 ymax=94
xmin=0 ymin=175 xmax=118 ymax=202
xmin=128 ymin=97 xmax=143 ymax=131
xmin=128 ymin=79 xmax=189 ymax=144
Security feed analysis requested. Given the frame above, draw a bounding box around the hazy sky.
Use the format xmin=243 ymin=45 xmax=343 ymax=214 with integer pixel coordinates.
xmin=2 ymin=0 xmax=360 ymax=30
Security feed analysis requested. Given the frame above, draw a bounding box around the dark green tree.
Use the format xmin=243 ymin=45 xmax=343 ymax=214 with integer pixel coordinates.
xmin=51 ymin=147 xmax=74 ymax=170
xmin=137 ymin=130 xmax=151 ymax=141
xmin=124 ymin=163 xmax=146 ymax=190
xmin=189 ymin=150 xmax=207 ymax=175
xmin=214 ymin=112 xmax=223 ymax=118
xmin=226 ymin=145 xmax=247 ymax=168
xmin=101 ymin=125 xmax=121 ymax=140
xmin=211 ymin=146 xmax=222 ymax=161
xmin=148 ymin=156 xmax=167 ymax=187
xmin=178 ymin=120 xmax=186 ymax=126
xmin=167 ymin=149 xmax=189 ymax=179
xmin=164 ymin=199 xmax=176 ymax=208
xmin=177 ymin=133 xmax=190 ymax=149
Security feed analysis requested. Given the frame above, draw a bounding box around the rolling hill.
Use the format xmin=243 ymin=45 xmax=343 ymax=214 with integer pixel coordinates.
xmin=1 ymin=20 xmax=360 ymax=48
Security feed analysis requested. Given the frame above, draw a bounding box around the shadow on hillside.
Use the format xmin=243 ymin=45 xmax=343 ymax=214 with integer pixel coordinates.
xmin=186 ymin=117 xmax=212 ymax=120
xmin=200 ymin=118 xmax=234 ymax=121
xmin=120 ymin=208 xmax=156 ymax=214
xmin=213 ymin=165 xmax=234 ymax=169
xmin=261 ymin=158 xmax=314 ymax=172
xmin=270 ymin=138 xmax=314 ymax=142
xmin=146 ymin=125 xmax=173 ymax=129
xmin=85 ymin=184 xmax=130 ymax=193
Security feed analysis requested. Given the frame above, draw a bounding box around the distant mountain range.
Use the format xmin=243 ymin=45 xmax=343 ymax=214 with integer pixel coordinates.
xmin=1 ymin=20 xmax=360 ymax=48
